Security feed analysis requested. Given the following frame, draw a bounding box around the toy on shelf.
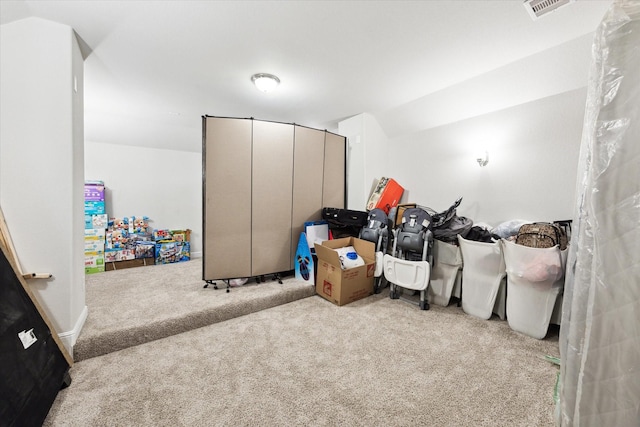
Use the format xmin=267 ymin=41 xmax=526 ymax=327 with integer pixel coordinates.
xmin=169 ymin=229 xmax=191 ymax=243
xmin=151 ymin=228 xmax=192 ymax=264
xmin=155 ymin=241 xmax=190 ymax=264
xmin=153 ymin=229 xmax=172 ymax=241
xmin=131 ymin=216 xmax=150 ymax=234
xmin=106 ymin=229 xmax=129 ymax=249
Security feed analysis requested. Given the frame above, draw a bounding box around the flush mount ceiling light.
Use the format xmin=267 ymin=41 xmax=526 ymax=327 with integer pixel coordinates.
xmin=251 ymin=73 xmax=280 ymax=92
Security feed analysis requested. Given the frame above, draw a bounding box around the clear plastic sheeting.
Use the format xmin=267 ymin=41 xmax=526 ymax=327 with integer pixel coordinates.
xmin=491 ymin=219 xmax=532 ymax=239
xmin=559 ymin=1 xmax=640 ymax=426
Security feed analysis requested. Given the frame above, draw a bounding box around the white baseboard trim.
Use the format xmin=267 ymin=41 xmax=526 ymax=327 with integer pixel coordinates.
xmin=58 ymin=304 xmax=88 ymax=356
xmin=191 ymin=251 xmax=202 ymax=259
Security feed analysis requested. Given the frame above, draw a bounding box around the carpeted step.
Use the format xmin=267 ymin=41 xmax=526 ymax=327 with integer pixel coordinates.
xmin=73 ymin=259 xmax=315 ymax=361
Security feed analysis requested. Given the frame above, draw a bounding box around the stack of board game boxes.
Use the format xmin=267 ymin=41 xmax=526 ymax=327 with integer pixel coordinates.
xmin=83 ymin=180 xmax=191 ymax=273
xmin=153 ymin=229 xmax=191 ymax=265
xmin=84 ymin=181 xmax=107 ymax=274
xmin=104 ymin=215 xmax=156 ymax=271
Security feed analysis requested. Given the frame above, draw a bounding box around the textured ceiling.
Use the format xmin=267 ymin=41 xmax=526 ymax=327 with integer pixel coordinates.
xmin=0 ymin=0 xmax=613 ymax=152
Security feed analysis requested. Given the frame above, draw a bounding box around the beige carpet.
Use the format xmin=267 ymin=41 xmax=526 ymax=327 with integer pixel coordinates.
xmin=74 ymin=259 xmax=315 ymax=361
xmin=47 ymin=266 xmax=560 ymax=426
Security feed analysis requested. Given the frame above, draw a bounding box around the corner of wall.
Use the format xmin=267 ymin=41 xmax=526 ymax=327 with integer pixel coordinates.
xmin=59 ymin=304 xmax=88 ymax=357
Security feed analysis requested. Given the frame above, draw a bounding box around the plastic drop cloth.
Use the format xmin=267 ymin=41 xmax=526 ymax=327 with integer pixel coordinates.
xmin=558 ymin=1 xmax=640 ymax=426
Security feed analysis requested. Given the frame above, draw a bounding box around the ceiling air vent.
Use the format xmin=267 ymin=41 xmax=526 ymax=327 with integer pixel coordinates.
xmin=523 ymin=0 xmax=574 ymax=20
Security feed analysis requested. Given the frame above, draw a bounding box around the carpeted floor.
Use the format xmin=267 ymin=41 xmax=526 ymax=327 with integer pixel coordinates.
xmin=74 ymin=258 xmax=315 ymax=361
xmin=45 ymin=259 xmax=560 ymax=426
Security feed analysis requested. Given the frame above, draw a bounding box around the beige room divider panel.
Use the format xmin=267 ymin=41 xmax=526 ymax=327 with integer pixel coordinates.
xmin=203 ymin=117 xmax=252 ymax=279
xmin=290 ymin=126 xmax=326 ymax=263
xmin=251 ymin=120 xmax=294 ymax=276
xmin=322 ymin=132 xmax=346 ymax=208
xmin=203 ymin=116 xmax=345 ymax=281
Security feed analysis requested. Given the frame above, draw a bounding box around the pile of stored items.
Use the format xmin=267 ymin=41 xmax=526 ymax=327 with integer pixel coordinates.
xmin=317 ymin=176 xmax=570 ymax=340
xmin=83 ymin=181 xmax=190 ymax=273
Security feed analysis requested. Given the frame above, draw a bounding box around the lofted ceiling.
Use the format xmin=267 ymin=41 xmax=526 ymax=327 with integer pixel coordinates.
xmin=0 ymin=0 xmax=613 ymax=153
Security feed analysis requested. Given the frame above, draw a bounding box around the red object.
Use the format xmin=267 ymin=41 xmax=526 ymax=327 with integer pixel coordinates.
xmin=366 ymin=177 xmax=404 ymax=214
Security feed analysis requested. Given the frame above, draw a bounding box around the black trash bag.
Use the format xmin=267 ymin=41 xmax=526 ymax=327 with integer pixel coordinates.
xmin=465 ymin=226 xmax=501 ymax=243
xmin=422 ymin=197 xmax=473 ymax=245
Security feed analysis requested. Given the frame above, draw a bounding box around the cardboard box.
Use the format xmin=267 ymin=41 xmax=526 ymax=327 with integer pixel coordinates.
xmin=85 ymin=213 xmax=108 ymax=229
xmin=105 ymin=257 xmax=155 ymax=271
xmin=104 ymin=250 xmax=118 ymax=263
xmin=104 ymin=249 xmax=135 ymax=262
xmin=170 ymin=229 xmax=191 ymax=243
xmin=85 ymin=228 xmax=106 ymax=239
xmin=84 ymin=200 xmax=106 ymax=215
xmin=366 ymin=177 xmax=404 ymax=214
xmin=92 ymin=214 xmax=109 ymax=229
xmin=84 ymin=182 xmax=105 ymax=201
xmin=394 ymin=203 xmax=418 ymax=228
xmin=135 ymin=241 xmax=155 ymax=259
xmin=106 ymin=229 xmax=129 ymax=250
xmin=85 ymin=266 xmax=105 ymax=274
xmin=84 ymin=240 xmax=105 ymax=253
xmin=153 ymin=229 xmax=172 ymax=241
xmin=85 ymin=252 xmax=104 ymax=274
xmin=155 ymin=241 xmax=190 ymax=264
xmin=314 ymin=237 xmax=376 ymax=306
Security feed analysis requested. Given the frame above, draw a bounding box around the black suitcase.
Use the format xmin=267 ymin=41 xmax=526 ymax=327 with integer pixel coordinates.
xmin=321 ymin=207 xmax=368 ymax=238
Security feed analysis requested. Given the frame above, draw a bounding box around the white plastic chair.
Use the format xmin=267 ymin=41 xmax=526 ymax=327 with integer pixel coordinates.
xmin=502 ymin=239 xmax=567 ymax=339
xmin=383 ymin=254 xmax=431 ymax=310
xmin=428 ymin=240 xmax=463 ymax=307
xmin=458 ymin=235 xmax=506 ymax=320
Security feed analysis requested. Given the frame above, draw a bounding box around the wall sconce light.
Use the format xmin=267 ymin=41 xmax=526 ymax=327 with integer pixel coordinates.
xmin=476 ymin=151 xmax=489 ymax=167
xmin=251 ymin=73 xmax=280 ymax=92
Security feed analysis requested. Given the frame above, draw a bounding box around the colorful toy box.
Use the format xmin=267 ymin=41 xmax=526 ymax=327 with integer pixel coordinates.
xmin=153 ymin=229 xmax=172 ymax=241
xmin=130 ymin=216 xmax=150 ymax=234
xmin=84 ymin=251 xmax=105 ymax=274
xmin=85 ymin=228 xmax=106 ymax=239
xmin=135 ymin=241 xmax=155 ymax=259
xmin=155 ymin=241 xmax=190 ymax=264
xmin=85 ymin=213 xmax=108 ymax=229
xmin=84 ymin=240 xmax=105 ymax=253
xmin=106 ymin=229 xmax=129 ymax=250
xmin=84 ymin=228 xmax=105 ymax=253
xmin=170 ymin=229 xmax=191 ymax=243
xmin=104 ymin=249 xmax=136 ymax=262
xmin=84 ymin=181 xmax=105 ymax=201
xmin=109 ymin=217 xmax=129 ymax=230
xmin=366 ymin=177 xmax=404 ymax=214
xmin=84 ymin=201 xmax=106 ymax=215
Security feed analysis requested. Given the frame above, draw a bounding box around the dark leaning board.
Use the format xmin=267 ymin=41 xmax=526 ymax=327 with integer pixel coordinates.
xmin=0 ymin=241 xmax=72 ymax=426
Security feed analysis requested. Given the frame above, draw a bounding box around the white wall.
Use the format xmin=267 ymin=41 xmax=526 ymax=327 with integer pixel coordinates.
xmin=385 ymin=87 xmax=587 ymax=226
xmin=0 ymin=17 xmax=86 ymax=352
xmin=338 ymin=34 xmax=597 ymax=227
xmin=339 ymin=113 xmax=391 ymax=210
xmin=84 ymin=141 xmax=203 ymax=257
xmin=378 ymin=34 xmax=594 ymax=138
xmin=340 ymin=115 xmax=367 ymax=209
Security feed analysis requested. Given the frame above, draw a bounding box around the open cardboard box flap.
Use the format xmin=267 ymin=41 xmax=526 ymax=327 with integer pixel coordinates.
xmin=314 ymin=236 xmax=375 ymax=266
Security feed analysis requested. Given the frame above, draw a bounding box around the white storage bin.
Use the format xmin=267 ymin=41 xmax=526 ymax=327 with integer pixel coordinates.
xmin=428 ymin=240 xmax=463 ymax=306
xmin=502 ymin=239 xmax=567 ymax=339
xmin=458 ymin=235 xmax=506 ymax=320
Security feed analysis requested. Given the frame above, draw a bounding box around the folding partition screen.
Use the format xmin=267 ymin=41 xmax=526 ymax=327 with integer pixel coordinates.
xmin=202 ymin=116 xmax=346 ymax=281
